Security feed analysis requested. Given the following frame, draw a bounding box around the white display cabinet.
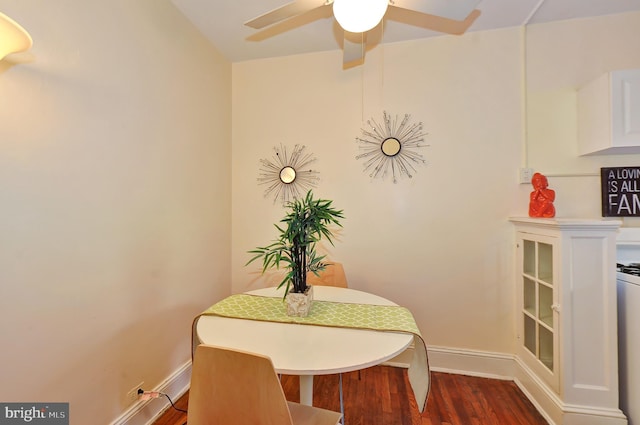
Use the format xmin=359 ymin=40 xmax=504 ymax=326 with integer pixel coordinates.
xmin=510 ymin=217 xmax=626 ymax=425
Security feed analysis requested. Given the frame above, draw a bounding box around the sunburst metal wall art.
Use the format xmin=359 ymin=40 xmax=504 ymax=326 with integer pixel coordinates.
xmin=355 ymin=111 xmax=429 ymax=183
xmin=258 ymin=144 xmax=320 ymax=204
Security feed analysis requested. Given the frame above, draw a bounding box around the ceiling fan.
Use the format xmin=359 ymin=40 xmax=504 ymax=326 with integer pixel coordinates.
xmin=244 ymin=0 xmax=482 ymax=68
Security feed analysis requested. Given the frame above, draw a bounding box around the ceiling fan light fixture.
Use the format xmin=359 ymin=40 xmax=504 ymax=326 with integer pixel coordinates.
xmin=333 ymin=0 xmax=388 ymax=33
xmin=0 ymin=12 xmax=32 ymax=61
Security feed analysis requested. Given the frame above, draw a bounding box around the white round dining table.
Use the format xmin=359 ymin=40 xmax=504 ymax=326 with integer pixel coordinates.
xmin=195 ymin=285 xmax=413 ymax=405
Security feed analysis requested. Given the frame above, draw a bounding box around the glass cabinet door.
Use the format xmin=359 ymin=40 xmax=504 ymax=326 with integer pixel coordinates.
xmin=521 ymin=238 xmax=554 ymax=372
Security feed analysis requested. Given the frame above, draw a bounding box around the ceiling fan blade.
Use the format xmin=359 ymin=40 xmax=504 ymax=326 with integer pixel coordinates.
xmin=247 ymin=4 xmax=333 ymax=42
xmin=343 ymin=31 xmax=366 ymax=69
xmin=390 ymin=0 xmax=481 ymax=21
xmin=386 ymin=7 xmax=481 ymax=35
xmin=244 ymin=0 xmax=329 ymax=29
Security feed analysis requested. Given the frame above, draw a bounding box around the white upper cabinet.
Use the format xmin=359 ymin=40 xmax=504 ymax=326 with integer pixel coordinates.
xmin=578 ymin=69 xmax=640 ymax=155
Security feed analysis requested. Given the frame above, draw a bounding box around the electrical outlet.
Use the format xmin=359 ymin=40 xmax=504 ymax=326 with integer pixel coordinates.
xmin=126 ymin=382 xmax=144 ymax=404
xmin=519 ymin=168 xmax=534 ymax=184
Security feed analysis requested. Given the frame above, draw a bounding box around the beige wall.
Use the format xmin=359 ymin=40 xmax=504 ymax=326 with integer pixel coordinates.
xmin=525 ymin=11 xmax=640 ymax=219
xmin=0 ymin=1 xmax=231 ymax=424
xmin=231 ymin=11 xmax=640 ymax=360
xmin=2 ymin=3 xmax=639 ymax=423
xmin=232 ymin=28 xmax=524 ymax=354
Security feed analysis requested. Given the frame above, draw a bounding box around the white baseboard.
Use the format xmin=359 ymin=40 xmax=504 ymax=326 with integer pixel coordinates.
xmin=110 ymin=360 xmax=192 ymax=425
xmin=427 ymin=346 xmax=627 ymax=425
xmin=110 ymin=346 xmax=627 ymax=425
xmin=426 ymin=345 xmax=516 ymax=381
xmin=512 ymin=356 xmax=627 ymax=425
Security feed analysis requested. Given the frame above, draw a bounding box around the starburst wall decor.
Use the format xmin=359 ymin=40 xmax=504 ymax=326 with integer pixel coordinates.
xmin=257 ymin=144 xmax=320 ymax=204
xmin=356 ymin=111 xmax=429 ymax=183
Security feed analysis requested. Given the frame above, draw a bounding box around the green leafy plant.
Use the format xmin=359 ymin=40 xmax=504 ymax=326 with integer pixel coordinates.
xmin=247 ymin=190 xmax=344 ymax=297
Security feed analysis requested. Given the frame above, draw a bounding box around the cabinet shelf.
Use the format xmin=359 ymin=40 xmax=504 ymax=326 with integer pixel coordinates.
xmin=538 ymin=317 xmax=553 ymax=333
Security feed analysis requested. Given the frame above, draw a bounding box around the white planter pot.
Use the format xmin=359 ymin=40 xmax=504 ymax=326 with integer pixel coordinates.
xmin=285 ymin=285 xmax=314 ymax=317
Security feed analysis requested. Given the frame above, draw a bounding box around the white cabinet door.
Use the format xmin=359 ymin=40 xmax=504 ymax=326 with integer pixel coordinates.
xmin=516 ymin=232 xmax=560 ymax=393
xmin=578 ymin=69 xmax=640 ymax=155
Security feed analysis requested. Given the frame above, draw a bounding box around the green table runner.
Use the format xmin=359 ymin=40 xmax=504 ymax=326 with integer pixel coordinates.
xmin=192 ymin=294 xmax=430 ymax=412
xmin=203 ymin=293 xmax=421 ymax=332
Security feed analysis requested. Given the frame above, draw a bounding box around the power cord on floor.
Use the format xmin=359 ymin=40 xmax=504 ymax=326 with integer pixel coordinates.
xmin=163 ymin=392 xmax=188 ymax=414
xmin=137 ymin=389 xmax=188 ymax=415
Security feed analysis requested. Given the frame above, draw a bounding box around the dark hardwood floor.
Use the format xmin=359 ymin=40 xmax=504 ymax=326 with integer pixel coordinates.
xmin=152 ymin=367 xmax=549 ymax=425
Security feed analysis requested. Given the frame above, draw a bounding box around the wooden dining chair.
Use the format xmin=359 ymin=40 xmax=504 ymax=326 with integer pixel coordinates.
xmin=306 ymin=262 xmax=348 ymax=288
xmin=306 ymin=261 xmax=410 ymax=423
xmin=306 ymin=261 xmax=348 ymax=420
xmin=188 ymin=344 xmax=343 ymax=425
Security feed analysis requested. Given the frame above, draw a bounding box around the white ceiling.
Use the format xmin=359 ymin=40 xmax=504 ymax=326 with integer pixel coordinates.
xmin=170 ymin=0 xmax=640 ymax=63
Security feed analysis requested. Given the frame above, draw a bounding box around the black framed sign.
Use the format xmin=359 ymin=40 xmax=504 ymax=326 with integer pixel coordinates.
xmin=601 ymin=167 xmax=640 ymax=217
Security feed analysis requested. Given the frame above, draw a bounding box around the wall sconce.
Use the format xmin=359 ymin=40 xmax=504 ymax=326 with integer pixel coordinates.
xmin=0 ymin=12 xmax=32 ymax=61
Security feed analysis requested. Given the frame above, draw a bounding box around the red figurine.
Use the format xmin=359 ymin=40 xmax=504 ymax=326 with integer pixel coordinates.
xmin=529 ymin=172 xmax=555 ymax=218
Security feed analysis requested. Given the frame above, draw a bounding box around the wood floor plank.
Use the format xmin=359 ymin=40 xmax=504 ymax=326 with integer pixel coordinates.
xmin=152 ymin=367 xmax=549 ymax=425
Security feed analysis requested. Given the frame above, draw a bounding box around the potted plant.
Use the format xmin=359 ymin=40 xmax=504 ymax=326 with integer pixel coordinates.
xmin=247 ymin=190 xmax=344 ymax=316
